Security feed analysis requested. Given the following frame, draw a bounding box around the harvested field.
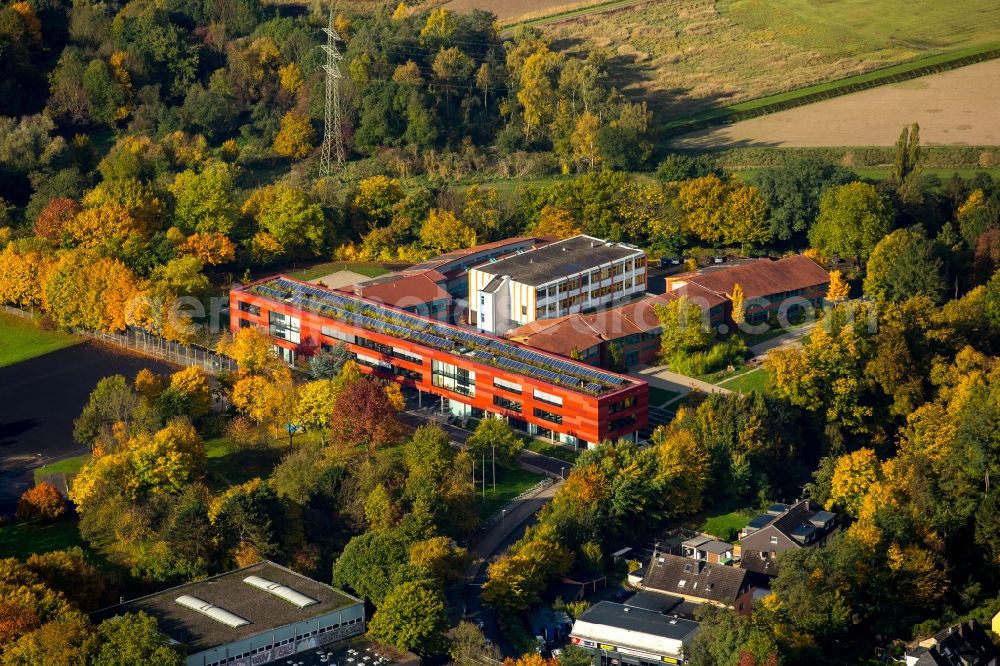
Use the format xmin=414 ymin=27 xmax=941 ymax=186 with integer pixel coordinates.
xmin=534 ymin=0 xmax=1000 ymax=119
xmin=671 ymin=59 xmax=1000 ymax=148
xmin=442 ymin=0 xmax=615 ymax=23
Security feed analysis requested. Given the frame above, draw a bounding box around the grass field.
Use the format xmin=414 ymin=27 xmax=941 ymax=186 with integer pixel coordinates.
xmin=694 ymin=507 xmax=755 ymax=542
xmin=477 ymin=463 xmax=545 ymax=518
xmin=0 ymin=313 xmax=78 ymax=368
xmin=538 ymin=0 xmax=1000 ymax=121
xmin=524 ymin=437 xmax=581 ymax=463
xmin=286 ymin=262 xmax=392 ymax=282
xmin=648 ymin=386 xmax=682 ymax=407
xmin=720 ymin=367 xmax=771 ymax=394
xmin=35 ymin=453 xmax=91 ymax=482
xmin=0 ymin=517 xmax=89 ymax=560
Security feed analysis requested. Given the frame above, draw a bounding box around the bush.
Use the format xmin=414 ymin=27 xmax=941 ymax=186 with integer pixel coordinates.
xmin=668 ymin=339 xmax=748 ymax=376
xmin=16 ymin=482 xmax=66 ymax=521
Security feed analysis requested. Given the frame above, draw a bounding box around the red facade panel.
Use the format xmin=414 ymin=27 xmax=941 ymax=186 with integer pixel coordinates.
xmin=230 ymin=279 xmax=647 ymax=446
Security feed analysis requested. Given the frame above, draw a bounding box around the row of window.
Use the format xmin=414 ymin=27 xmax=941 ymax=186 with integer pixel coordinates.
xmin=431 ymin=360 xmax=476 ymax=397
xmin=534 ymin=259 xmax=646 ymax=300
xmin=238 ymin=300 xmax=260 ymax=316
xmin=609 ymin=395 xmax=637 ymax=414
xmin=203 ymin=618 xmax=363 ymax=666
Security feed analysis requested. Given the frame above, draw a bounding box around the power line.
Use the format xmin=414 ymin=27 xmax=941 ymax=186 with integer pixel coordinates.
xmin=319 ymin=9 xmax=346 ymax=176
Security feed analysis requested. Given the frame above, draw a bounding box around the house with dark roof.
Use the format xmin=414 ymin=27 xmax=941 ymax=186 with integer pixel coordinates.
xmin=95 ymin=561 xmax=365 ymax=666
xmin=681 ymin=536 xmax=735 ymax=564
xmin=636 ymin=553 xmax=757 ymax=616
xmin=902 ymin=620 xmax=998 ymax=666
xmin=738 ymin=500 xmax=838 ymax=580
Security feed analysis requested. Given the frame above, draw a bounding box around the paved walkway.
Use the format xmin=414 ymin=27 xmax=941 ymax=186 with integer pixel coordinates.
xmin=629 ymin=365 xmax=732 ymax=397
xmin=748 ymin=322 xmax=816 ymax=358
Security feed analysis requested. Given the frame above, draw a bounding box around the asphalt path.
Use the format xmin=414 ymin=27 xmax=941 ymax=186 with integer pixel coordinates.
xmin=0 ymin=341 xmax=176 ymax=513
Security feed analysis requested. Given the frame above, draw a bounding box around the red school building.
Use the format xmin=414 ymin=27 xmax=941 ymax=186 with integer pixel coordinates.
xmin=230 ymin=276 xmax=648 ymax=448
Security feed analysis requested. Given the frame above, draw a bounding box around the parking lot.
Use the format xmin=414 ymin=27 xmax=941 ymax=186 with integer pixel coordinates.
xmin=280 ymin=644 xmax=416 ymax=666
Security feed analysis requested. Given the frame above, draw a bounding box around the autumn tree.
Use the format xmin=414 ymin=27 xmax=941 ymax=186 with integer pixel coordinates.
xmin=91 ymin=612 xmax=184 ymax=666
xmin=532 ymin=206 xmax=581 ymax=239
xmin=351 ymin=175 xmax=404 ymax=228
xmin=34 ymin=197 xmax=80 ymax=242
xmin=25 ymin=548 xmax=108 ymax=612
xmin=43 ymin=250 xmax=142 ymax=332
xmin=179 ymin=231 xmax=236 ymax=265
xmin=242 ymin=184 xmax=326 ymax=262
xmin=220 ymin=326 xmax=281 ymax=376
xmin=653 ymin=427 xmax=711 ymax=515
xmin=677 ymin=174 xmax=728 ymax=244
xmin=0 ymin=239 xmax=54 ymax=309
xmin=826 ymin=270 xmax=850 ymax=303
xmin=419 ymin=209 xmax=476 ymax=254
xmin=15 ymin=483 xmax=66 ymax=522
xmin=655 ymin=296 xmax=711 ymax=356
xmin=329 ymin=377 xmax=404 ymax=452
xmin=731 ymin=283 xmax=746 ymax=327
xmin=809 ymin=182 xmax=892 ymax=263
xmin=723 ymin=184 xmax=770 ymax=252
xmin=826 ymin=448 xmax=882 ymax=517
xmin=518 ymin=45 xmax=560 ymax=138
xmin=273 ymin=111 xmax=316 ymax=159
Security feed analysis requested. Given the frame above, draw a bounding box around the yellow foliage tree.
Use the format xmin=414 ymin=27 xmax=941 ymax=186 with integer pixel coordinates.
xmin=419 ymin=209 xmax=477 ymax=254
xmin=385 ymin=382 xmax=406 ymax=412
xmin=731 ymin=283 xmax=746 ymax=326
xmin=278 ymin=63 xmax=303 ymax=94
xmin=676 ymin=174 xmax=728 ymax=244
xmin=419 ymin=8 xmax=455 ymax=43
xmin=827 ymin=448 xmax=881 ymax=517
xmin=169 ymin=367 xmax=212 ymax=417
xmin=826 ymin=269 xmax=850 ymax=303
xmin=81 ymin=179 xmax=162 ymax=232
xmin=12 ymin=2 xmax=41 ymax=44
xmin=723 ymin=184 xmax=770 ymax=252
xmin=0 ymin=241 xmax=54 ymax=309
xmin=180 ymin=232 xmax=236 ymax=265
xmin=653 ymin=427 xmax=711 ymax=515
xmin=517 ymin=46 xmax=559 ymax=138
xmin=220 ymin=326 xmax=281 ymax=376
xmin=295 ymin=379 xmax=338 ymax=431
xmin=65 ymin=204 xmax=143 ymax=250
xmin=273 ymin=111 xmax=316 ymax=159
xmin=570 ymin=112 xmax=600 ymax=171
xmin=532 ymin=206 xmax=581 ymax=239
xmin=43 ymin=249 xmax=143 ymax=332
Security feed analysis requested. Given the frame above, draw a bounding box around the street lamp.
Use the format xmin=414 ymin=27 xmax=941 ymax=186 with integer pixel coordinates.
xmin=560 ymin=466 xmax=565 ymax=480
xmin=502 ymin=508 xmax=506 ymax=533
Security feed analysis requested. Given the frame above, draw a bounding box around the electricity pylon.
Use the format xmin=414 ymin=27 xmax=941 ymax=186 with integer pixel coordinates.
xmin=319 ymin=10 xmax=345 ymax=176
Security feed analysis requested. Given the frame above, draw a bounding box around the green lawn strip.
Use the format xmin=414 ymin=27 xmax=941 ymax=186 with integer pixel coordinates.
xmin=664 ymin=42 xmax=1000 ymax=134
xmin=719 ymin=367 xmax=771 ymax=394
xmin=503 ymin=0 xmax=644 ymax=29
xmin=680 ymin=506 xmax=757 ymax=542
xmin=0 ymin=517 xmax=88 ymax=559
xmin=34 ymin=453 xmax=92 ymax=483
xmin=0 ymin=313 xmax=79 ymax=368
xmin=287 ymin=262 xmax=392 ymax=282
xmin=524 ymin=437 xmax=581 ymax=464
xmin=648 ymin=386 xmax=682 ymax=407
xmin=475 ymin=464 xmax=545 ymax=519
xmin=204 ymin=437 xmax=285 ymax=489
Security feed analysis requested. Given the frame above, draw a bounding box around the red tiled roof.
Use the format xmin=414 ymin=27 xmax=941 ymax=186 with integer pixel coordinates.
xmin=342 ymin=273 xmax=451 ymax=309
xmin=669 ymin=255 xmax=829 ymax=300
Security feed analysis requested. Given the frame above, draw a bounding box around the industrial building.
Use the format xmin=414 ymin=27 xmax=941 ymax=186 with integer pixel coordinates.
xmin=569 ymin=600 xmax=699 ymax=666
xmin=230 ymin=275 xmax=648 ymax=447
xmin=468 ymin=235 xmax=648 ymax=334
xmin=99 ymin=561 xmax=365 ymax=666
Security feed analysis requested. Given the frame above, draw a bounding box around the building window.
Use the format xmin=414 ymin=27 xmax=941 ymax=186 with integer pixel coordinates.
xmin=432 ymin=360 xmax=475 ymax=397
xmin=268 ymin=311 xmax=300 ymax=344
xmin=391 ymin=347 xmax=423 ymax=365
xmin=533 ymin=389 xmax=563 ymax=407
xmin=521 ymin=305 xmax=527 ymax=316
xmin=770 ymin=535 xmax=778 ymax=544
xmin=238 ymin=301 xmax=260 ymax=316
xmin=609 ymin=395 xmax=637 ymax=414
xmin=238 ymin=317 xmax=252 ymax=328
xmin=321 ymin=325 xmax=354 ymax=344
xmin=533 ymin=407 xmax=562 ymax=425
xmin=609 ymin=415 xmax=636 ymax=431
xmin=493 ymin=395 xmax=522 ymax=413
xmin=494 ymin=377 xmax=522 ymax=394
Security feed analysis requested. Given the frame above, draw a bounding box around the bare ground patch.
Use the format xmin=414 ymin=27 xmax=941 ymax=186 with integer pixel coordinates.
xmin=669 ymin=59 xmax=1000 ymax=148
xmin=442 ymin=0 xmax=614 ymax=22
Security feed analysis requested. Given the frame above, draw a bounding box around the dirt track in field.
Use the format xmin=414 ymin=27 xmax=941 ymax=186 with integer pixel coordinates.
xmin=670 ymin=59 xmax=1000 ymax=148
xmin=442 ymin=0 xmax=611 ymax=22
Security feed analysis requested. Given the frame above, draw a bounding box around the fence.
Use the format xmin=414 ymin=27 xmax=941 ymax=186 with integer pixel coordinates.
xmin=0 ymin=304 xmax=33 ymax=320
xmin=77 ymin=327 xmax=238 ymax=374
xmin=482 ymin=477 xmax=554 ymax=528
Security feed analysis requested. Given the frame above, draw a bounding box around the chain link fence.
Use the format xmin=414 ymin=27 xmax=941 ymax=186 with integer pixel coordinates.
xmin=76 ymin=327 xmax=238 ymax=374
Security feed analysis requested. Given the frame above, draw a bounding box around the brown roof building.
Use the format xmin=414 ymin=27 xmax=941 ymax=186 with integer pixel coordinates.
xmin=637 ymin=553 xmax=757 ymax=615
xmin=738 ymin=500 xmax=838 ymax=579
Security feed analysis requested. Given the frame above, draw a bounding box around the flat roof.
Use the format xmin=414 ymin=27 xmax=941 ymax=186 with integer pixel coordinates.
xmin=241 ymin=276 xmax=640 ymax=396
xmin=474 ymin=235 xmax=643 ymax=287
xmin=575 ymin=601 xmax=699 ymax=641
xmin=102 ymin=561 xmax=360 ymax=653
xmin=625 ymin=591 xmax=683 ymax=614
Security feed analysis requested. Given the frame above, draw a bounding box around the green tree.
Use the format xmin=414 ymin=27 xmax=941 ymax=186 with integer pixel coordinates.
xmin=891 ymin=123 xmax=922 ymax=203
xmin=331 ymin=531 xmax=409 ymax=605
xmin=987 ymin=269 xmax=1000 ymax=329
xmin=450 ymin=621 xmax=502 ymax=665
xmin=168 ymin=162 xmax=237 ymax=235
xmin=404 ymin=424 xmax=454 ymax=489
xmin=368 ymin=580 xmax=448 ymax=655
xmin=688 ymin=606 xmax=779 ymax=666
xmin=242 ymin=184 xmax=326 ymax=262
xmin=753 ymin=158 xmax=855 ymax=245
xmin=92 ymin=612 xmax=184 ymax=666
xmin=655 ymin=296 xmax=711 ymax=356
xmin=73 ymin=375 xmax=141 ymax=447
xmin=863 ymin=228 xmax=944 ymax=303
xmin=466 ymin=417 xmax=524 ymax=467
xmin=809 ymin=182 xmax=892 ymax=263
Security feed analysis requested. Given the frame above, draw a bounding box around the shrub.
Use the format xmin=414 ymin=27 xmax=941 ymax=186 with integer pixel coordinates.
xmin=668 ymin=339 xmax=748 ymax=376
xmin=15 ymin=482 xmax=66 ymax=521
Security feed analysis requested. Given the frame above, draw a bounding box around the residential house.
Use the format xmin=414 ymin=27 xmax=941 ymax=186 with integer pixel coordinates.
xmin=636 ymin=553 xmax=756 ymax=616
xmin=738 ymin=500 xmax=838 ymax=580
xmin=901 ymin=620 xmax=998 ymax=666
xmin=681 ymin=536 xmax=735 ymax=564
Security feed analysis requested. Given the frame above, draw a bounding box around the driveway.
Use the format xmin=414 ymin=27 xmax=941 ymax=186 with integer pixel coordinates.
xmin=629 ymin=365 xmax=732 ymax=398
xmin=0 ymin=342 xmax=176 ymax=513
xmin=748 ymin=322 xmax=816 ymax=359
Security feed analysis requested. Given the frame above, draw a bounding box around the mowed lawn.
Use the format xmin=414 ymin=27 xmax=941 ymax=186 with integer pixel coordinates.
xmin=0 ymin=313 xmax=78 ymax=368
xmin=540 ymin=0 xmax=1000 ymax=118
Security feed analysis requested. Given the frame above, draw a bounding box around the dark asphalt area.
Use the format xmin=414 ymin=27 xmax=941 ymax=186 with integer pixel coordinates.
xmin=0 ymin=341 xmax=177 ymax=513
